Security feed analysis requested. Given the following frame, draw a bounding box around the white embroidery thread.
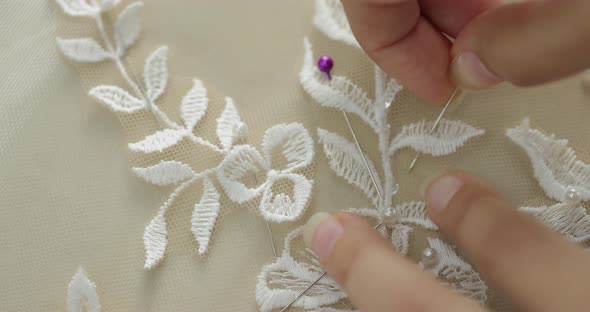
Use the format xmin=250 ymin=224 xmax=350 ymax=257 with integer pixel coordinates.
xmin=507 ymin=118 xmax=590 ymax=244
xmin=313 ymin=0 xmax=359 ymax=48
xmin=67 ymin=267 xmax=101 ymax=312
xmin=507 ymin=118 xmax=590 ymax=202
xmin=419 ymin=238 xmax=488 ymax=304
xmin=56 ymin=0 xmax=315 ymax=269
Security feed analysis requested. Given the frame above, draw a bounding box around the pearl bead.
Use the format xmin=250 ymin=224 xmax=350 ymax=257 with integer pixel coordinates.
xmin=380 ymin=207 xmax=399 ymax=226
xmin=421 ymin=247 xmax=437 ymax=266
xmin=317 ymin=56 xmax=334 ymax=80
xmin=564 ymin=186 xmax=581 ymax=204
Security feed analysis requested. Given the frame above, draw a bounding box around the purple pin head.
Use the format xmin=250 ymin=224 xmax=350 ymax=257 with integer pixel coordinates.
xmin=317 ymin=56 xmax=334 ymax=80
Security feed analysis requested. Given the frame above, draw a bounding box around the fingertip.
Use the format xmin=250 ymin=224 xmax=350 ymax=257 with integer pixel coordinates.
xmin=450 ymin=51 xmax=502 ymax=90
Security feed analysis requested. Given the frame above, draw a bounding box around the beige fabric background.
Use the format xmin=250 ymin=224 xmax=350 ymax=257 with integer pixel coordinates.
xmin=1 ymin=1 xmax=589 ymax=311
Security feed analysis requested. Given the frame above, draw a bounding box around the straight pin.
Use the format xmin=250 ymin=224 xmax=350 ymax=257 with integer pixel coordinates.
xmin=280 ymin=112 xmax=384 ymax=311
xmin=408 ymin=88 xmax=460 ymax=173
xmin=280 ymin=221 xmax=384 ymax=312
xmin=240 ymin=136 xmax=278 ymax=258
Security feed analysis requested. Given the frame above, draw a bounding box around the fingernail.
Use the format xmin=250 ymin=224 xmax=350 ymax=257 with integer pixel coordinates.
xmin=303 ymin=212 xmax=343 ymax=260
xmin=419 ymin=171 xmax=446 ymax=199
xmin=451 ymin=51 xmax=501 ymax=90
xmin=426 ymin=175 xmax=464 ymax=212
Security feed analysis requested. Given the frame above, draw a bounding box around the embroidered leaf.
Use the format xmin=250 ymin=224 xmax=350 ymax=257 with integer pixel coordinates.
xmin=390 ymin=119 xmax=485 ymax=156
xmin=97 ymin=0 xmax=121 ymax=11
xmin=374 ymin=66 xmax=402 ymax=108
xmin=132 ymin=160 xmax=195 ymax=186
xmin=520 ymin=203 xmax=590 ymax=243
xmin=181 ymin=79 xmax=209 ymax=130
xmin=421 ymin=238 xmax=487 ymax=304
xmin=128 ymin=129 xmax=186 ymax=153
xmin=89 ymin=85 xmax=145 ymax=113
xmin=57 ymin=38 xmax=111 ymax=62
xmin=144 ymin=46 xmax=168 ymax=101
xmin=143 ymin=212 xmax=167 ymax=269
xmin=192 ymin=177 xmax=221 ymax=255
xmin=301 ymin=38 xmax=378 ymax=130
xmin=395 ymin=201 xmax=438 ymax=230
xmin=55 ymin=0 xmax=98 ymax=16
xmin=216 ymin=97 xmax=242 ymax=151
xmin=313 ymin=0 xmax=359 ymax=48
xmin=67 ymin=267 xmax=101 ymax=312
xmin=391 ymin=224 xmax=412 ymax=256
xmin=317 ymin=128 xmax=382 ymax=207
xmin=259 ymin=173 xmax=313 ymax=223
xmin=261 ymin=123 xmax=314 ymax=173
xmin=507 ymin=118 xmax=590 ymax=202
xmin=114 ymin=2 xmax=143 ymax=56
xmin=217 ymin=145 xmax=269 ymax=203
xmin=256 ymin=227 xmax=346 ymax=312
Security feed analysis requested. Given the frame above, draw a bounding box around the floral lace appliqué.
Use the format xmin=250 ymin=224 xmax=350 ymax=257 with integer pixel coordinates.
xmin=256 ymin=34 xmax=486 ymax=310
xmin=507 ymin=118 xmax=590 ymax=241
xmin=55 ymin=0 xmax=315 ymax=269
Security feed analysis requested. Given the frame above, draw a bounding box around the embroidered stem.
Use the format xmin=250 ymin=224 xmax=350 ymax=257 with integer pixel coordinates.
xmin=376 ymin=107 xmax=396 ymax=210
xmin=92 ymin=12 xmax=225 ymax=154
xmin=156 ymin=167 xmax=219 ymax=217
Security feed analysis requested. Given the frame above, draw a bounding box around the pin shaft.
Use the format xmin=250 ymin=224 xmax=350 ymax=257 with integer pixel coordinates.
xmin=408 ymin=88 xmax=460 ymax=172
xmin=280 ymin=113 xmax=384 ymax=311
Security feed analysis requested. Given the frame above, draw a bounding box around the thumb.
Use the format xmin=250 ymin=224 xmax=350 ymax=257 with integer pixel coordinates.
xmin=451 ymin=0 xmax=590 ymax=90
xmin=302 ymin=212 xmax=484 ymax=312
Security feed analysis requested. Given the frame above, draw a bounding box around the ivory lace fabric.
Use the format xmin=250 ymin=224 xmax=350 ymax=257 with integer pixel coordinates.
xmin=1 ymin=1 xmax=589 ymax=311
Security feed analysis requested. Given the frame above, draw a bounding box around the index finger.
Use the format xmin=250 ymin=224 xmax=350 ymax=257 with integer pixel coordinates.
xmin=303 ymin=212 xmax=484 ymax=311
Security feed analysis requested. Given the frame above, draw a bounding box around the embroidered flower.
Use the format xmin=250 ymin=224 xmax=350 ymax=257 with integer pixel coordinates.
xmin=217 ymin=123 xmax=314 ymax=222
xmin=56 ymin=0 xmax=317 ymax=270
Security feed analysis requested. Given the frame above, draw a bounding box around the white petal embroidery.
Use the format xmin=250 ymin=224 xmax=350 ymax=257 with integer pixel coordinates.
xmin=67 ymin=267 xmax=101 ymax=312
xmin=143 ymin=212 xmax=167 ymax=269
xmin=132 ymin=160 xmax=195 ymax=186
xmin=506 ymin=118 xmax=590 ymax=202
xmin=313 ymin=0 xmax=359 ymax=48
xmin=114 ymin=2 xmax=143 ymax=56
xmin=144 ymin=46 xmax=168 ymax=101
xmin=57 ymin=38 xmax=112 ymax=62
xmin=520 ymin=203 xmax=590 ymax=243
xmin=390 ymin=119 xmax=485 ymax=156
xmin=216 ymin=97 xmax=242 ymax=151
xmin=128 ymin=129 xmax=186 ymax=153
xmin=89 ymin=85 xmax=145 ymax=113
xmin=256 ymin=227 xmax=346 ymax=312
xmin=261 ymin=123 xmax=314 ymax=173
xmin=421 ymin=238 xmax=488 ymax=304
xmin=259 ymin=173 xmax=313 ymax=222
xmin=317 ymin=128 xmax=382 ymax=206
xmin=56 ymin=0 xmax=99 ymax=16
xmin=181 ymin=79 xmax=209 ymax=131
xmin=217 ymin=145 xmax=269 ymax=203
xmin=192 ymin=177 xmax=221 ymax=255
xmin=301 ymin=38 xmax=379 ymax=130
